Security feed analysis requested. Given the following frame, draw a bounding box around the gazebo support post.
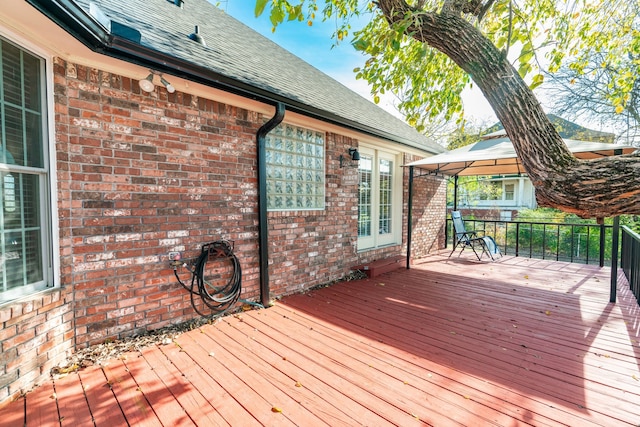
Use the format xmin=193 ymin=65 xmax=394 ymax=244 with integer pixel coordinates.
xmin=406 ymin=166 xmax=414 ymax=270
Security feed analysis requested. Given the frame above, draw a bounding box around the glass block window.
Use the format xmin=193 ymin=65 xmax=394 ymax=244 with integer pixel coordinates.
xmin=265 ymin=124 xmax=325 ymax=210
xmin=0 ymin=37 xmax=50 ymax=302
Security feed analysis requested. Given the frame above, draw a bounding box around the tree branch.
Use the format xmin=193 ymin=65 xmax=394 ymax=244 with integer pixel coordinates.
xmin=477 ymin=0 xmax=497 ymax=22
xmin=376 ymin=0 xmax=640 ymax=217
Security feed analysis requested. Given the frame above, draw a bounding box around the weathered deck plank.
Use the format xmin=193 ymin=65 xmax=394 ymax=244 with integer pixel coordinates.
xmin=1 ymin=254 xmax=638 ymax=426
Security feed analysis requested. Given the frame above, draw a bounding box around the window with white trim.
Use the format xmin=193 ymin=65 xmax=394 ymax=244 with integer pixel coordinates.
xmin=265 ymin=123 xmax=325 ymax=211
xmin=357 ymin=148 xmax=401 ymax=250
xmin=0 ymin=37 xmax=51 ymax=302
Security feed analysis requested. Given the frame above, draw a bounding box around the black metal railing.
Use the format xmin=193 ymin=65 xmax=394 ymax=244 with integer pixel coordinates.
xmin=446 ymin=218 xmax=614 ymax=266
xmin=621 ymin=226 xmax=640 ymax=304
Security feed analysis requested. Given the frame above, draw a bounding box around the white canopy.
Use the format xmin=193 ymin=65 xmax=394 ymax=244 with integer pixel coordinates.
xmin=405 ymin=133 xmax=636 ymax=176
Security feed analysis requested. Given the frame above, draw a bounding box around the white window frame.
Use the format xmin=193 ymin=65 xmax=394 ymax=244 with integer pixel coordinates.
xmin=0 ymin=29 xmax=58 ymax=303
xmin=477 ymin=178 xmax=519 ymax=206
xmin=357 ymin=146 xmax=402 ymax=251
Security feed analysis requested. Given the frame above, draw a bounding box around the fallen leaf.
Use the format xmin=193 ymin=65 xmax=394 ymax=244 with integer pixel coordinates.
xmin=295 ymin=381 xmax=302 ymax=387
xmin=545 ymin=311 xmax=551 ymax=316
xmin=271 ymin=406 xmax=283 ymax=413
xmin=524 ymin=275 xmax=529 ymax=279
xmin=633 ymin=375 xmax=638 ymax=381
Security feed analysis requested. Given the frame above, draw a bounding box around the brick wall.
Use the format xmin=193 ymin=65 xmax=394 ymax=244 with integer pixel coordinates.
xmin=53 ymin=59 xmax=265 ymax=347
xmin=403 ymin=154 xmax=447 ymax=258
xmin=267 ymin=133 xmax=360 ymax=297
xmin=0 ymin=289 xmax=73 ymax=403
xmin=0 ymin=59 xmax=447 ymax=404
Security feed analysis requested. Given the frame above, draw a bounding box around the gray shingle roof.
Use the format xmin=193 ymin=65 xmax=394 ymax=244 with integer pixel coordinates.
xmin=72 ymin=0 xmax=444 ymax=154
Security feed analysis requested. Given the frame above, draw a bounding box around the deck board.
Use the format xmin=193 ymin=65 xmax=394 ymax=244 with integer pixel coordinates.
xmin=77 ymin=364 xmax=128 ymax=427
xmin=101 ymin=357 xmax=163 ymax=427
xmin=2 ymin=254 xmax=639 ymax=426
xmin=53 ymin=370 xmax=94 ymax=425
xmin=157 ymin=339 xmax=253 ymax=426
xmin=25 ymin=380 xmax=59 ymax=427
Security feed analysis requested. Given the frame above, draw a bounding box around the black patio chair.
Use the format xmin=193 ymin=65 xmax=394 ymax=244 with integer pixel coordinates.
xmin=449 ymin=211 xmax=502 ymax=261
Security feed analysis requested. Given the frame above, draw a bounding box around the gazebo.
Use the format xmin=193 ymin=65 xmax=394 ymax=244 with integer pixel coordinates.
xmin=403 ymin=131 xmax=637 ymax=300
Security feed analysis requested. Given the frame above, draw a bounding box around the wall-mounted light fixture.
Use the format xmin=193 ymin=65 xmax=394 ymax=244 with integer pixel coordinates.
xmin=138 ymin=71 xmax=176 ymax=93
xmin=139 ymin=73 xmax=155 ymax=92
xmin=340 ymin=148 xmax=360 ymax=168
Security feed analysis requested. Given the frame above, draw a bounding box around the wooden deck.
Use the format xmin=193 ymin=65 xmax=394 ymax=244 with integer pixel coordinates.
xmin=2 ymin=253 xmax=639 ymax=426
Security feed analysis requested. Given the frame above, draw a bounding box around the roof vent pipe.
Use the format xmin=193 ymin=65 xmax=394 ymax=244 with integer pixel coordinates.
xmin=188 ymin=25 xmax=206 ymax=46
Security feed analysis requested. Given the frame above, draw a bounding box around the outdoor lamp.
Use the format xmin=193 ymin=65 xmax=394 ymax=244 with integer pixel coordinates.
xmin=340 ymin=148 xmax=360 ymax=168
xmin=139 ymin=73 xmax=155 ymax=92
xmin=160 ymin=76 xmax=176 ymax=93
xmin=139 ymin=71 xmax=176 ymax=94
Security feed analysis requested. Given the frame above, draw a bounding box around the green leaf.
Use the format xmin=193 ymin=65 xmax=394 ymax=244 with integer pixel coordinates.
xmin=352 ymin=38 xmax=369 ymax=52
xmin=254 ymin=0 xmax=267 ymax=17
xmin=529 ymin=73 xmax=544 ymax=90
xmin=270 ymin=7 xmax=285 ymax=26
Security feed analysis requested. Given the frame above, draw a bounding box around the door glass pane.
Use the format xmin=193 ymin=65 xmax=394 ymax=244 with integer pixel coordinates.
xmin=378 ymin=159 xmax=392 ymax=235
xmin=358 ymin=155 xmax=372 ymax=237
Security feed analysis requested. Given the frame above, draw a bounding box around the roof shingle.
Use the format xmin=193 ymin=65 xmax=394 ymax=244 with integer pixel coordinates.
xmin=74 ymin=0 xmax=444 ymax=153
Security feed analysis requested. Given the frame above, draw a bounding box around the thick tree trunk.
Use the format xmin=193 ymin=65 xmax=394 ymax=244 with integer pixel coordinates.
xmin=378 ymin=0 xmax=640 ymax=218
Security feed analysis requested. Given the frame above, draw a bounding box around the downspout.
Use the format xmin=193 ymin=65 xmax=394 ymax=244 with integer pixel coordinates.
xmin=256 ymin=102 xmax=285 ymax=306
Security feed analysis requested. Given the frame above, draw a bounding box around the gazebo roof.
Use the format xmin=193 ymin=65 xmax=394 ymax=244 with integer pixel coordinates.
xmin=405 ymin=132 xmax=636 ymax=176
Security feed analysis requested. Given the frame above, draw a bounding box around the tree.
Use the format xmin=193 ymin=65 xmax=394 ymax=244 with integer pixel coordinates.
xmin=544 ymin=51 xmax=640 ymax=147
xmin=257 ymin=0 xmax=640 ymax=219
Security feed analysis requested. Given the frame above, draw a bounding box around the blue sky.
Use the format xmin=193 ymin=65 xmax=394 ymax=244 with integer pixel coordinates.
xmin=216 ymin=1 xmax=496 ymax=123
xmin=219 ymin=1 xmax=380 ymax=107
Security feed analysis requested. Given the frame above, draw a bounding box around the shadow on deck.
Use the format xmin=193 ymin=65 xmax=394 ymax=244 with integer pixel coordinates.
xmin=1 ymin=253 xmax=639 ymax=426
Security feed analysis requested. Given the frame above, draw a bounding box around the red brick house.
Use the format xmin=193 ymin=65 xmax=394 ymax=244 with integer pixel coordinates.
xmin=0 ymin=0 xmax=446 ymax=402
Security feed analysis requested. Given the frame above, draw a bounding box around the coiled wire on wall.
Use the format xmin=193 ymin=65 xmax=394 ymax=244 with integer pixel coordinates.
xmin=172 ymin=240 xmax=242 ymax=317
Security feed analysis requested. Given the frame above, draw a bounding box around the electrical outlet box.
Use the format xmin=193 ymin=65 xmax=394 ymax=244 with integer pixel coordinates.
xmin=168 ymin=251 xmax=181 ymax=261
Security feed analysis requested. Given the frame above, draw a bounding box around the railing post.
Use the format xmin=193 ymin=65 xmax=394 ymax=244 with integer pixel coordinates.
xmin=542 ymin=224 xmax=547 ymax=260
xmin=599 ymin=220 xmax=605 ymax=267
xmin=610 ymin=216 xmax=619 ymax=302
xmin=570 ymin=225 xmax=574 ymax=263
xmin=556 ymin=225 xmax=560 ymax=261
xmin=515 ymin=222 xmax=520 ymax=257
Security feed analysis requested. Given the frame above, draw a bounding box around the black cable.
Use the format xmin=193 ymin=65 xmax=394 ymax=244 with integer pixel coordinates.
xmin=172 ymin=240 xmax=242 ymax=317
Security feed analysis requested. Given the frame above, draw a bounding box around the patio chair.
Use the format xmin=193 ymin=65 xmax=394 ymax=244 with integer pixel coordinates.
xmin=449 ymin=211 xmax=502 ymax=261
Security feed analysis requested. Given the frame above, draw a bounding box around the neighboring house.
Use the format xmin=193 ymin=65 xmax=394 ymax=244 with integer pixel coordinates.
xmin=455 ymin=118 xmax=616 ymax=220
xmin=0 ymin=0 xmax=446 ymax=402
